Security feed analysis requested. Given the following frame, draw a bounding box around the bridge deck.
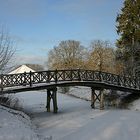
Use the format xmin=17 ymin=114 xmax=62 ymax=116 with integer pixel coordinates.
xmin=2 ymin=81 xmax=140 ymax=94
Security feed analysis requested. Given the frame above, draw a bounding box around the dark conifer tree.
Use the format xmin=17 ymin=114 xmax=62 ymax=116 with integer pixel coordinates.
xmin=116 ymin=0 xmax=140 ymax=76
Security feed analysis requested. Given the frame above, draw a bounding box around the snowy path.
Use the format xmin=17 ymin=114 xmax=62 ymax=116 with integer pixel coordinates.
xmin=16 ymin=91 xmax=140 ymax=140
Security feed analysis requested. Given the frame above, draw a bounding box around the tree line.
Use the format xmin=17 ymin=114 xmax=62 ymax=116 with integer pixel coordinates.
xmin=47 ymin=40 xmax=123 ymax=75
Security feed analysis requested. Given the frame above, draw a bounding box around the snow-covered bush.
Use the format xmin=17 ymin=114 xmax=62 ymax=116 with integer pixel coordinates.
xmin=0 ymin=94 xmax=22 ymax=110
xmin=104 ymin=90 xmax=120 ymax=108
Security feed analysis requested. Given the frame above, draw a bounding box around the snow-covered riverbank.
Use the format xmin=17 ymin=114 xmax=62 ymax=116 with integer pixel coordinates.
xmin=0 ymin=105 xmax=39 ymax=140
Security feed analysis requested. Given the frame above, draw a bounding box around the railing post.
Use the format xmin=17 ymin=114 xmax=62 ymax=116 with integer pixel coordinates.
xmin=55 ymin=69 xmax=58 ymax=83
xmin=0 ymin=74 xmax=3 ymax=91
xmin=123 ymin=75 xmax=126 ymax=87
xmin=111 ymin=74 xmax=114 ymax=84
xmin=99 ymin=71 xmax=101 ymax=82
xmin=70 ymin=69 xmax=73 ymax=80
xmin=92 ymin=71 xmax=95 ymax=80
xmin=78 ymin=69 xmax=81 ymax=81
xmin=85 ymin=70 xmax=88 ymax=80
xmin=23 ymin=72 xmax=27 ymax=86
xmin=138 ymin=77 xmax=140 ymax=89
xmin=47 ymin=71 xmax=50 ymax=82
xmin=117 ymin=75 xmax=120 ymax=86
xmin=134 ymin=77 xmax=137 ymax=89
xmin=29 ymin=71 xmax=32 ymax=87
xmin=63 ymin=70 xmax=65 ymax=81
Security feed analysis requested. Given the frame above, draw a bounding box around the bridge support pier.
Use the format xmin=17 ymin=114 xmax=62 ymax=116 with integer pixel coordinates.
xmin=91 ymin=88 xmax=104 ymax=110
xmin=100 ymin=90 xmax=104 ymax=110
xmin=91 ymin=88 xmax=95 ymax=108
xmin=46 ymin=87 xmax=58 ymax=113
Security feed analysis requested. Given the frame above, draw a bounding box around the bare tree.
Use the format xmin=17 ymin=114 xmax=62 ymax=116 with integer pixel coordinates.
xmin=86 ymin=40 xmax=120 ymax=74
xmin=47 ymin=40 xmax=87 ymax=69
xmin=0 ymin=26 xmax=15 ymax=73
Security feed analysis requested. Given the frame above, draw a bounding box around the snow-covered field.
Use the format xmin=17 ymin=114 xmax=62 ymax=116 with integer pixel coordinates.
xmin=1 ymin=87 xmax=140 ymax=140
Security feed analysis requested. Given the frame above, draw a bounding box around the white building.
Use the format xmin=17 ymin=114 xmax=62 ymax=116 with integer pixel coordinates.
xmin=9 ymin=64 xmax=35 ymax=74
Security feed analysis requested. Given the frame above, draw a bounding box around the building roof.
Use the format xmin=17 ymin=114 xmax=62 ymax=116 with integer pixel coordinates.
xmin=9 ymin=64 xmax=35 ymax=74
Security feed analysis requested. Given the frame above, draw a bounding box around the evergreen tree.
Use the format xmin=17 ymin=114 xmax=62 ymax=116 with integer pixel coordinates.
xmin=116 ymin=0 xmax=140 ymax=76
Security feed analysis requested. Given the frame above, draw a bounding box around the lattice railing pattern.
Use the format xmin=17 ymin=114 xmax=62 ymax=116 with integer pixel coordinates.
xmin=0 ymin=69 xmax=140 ymax=90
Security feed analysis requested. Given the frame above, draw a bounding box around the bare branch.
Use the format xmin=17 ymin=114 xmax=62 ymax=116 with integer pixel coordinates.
xmin=0 ymin=26 xmax=15 ymax=73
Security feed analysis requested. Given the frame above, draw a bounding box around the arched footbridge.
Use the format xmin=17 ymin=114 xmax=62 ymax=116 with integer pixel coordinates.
xmin=0 ymin=69 xmax=140 ymax=113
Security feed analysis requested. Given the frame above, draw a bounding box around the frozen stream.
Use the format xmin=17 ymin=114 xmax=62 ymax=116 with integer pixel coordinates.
xmin=16 ymin=90 xmax=140 ymax=140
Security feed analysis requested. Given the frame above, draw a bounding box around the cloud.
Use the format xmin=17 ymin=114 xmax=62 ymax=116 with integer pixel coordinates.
xmin=0 ymin=0 xmax=46 ymax=19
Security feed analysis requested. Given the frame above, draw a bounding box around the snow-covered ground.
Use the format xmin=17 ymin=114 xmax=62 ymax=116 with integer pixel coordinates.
xmin=1 ymin=87 xmax=140 ymax=140
xmin=129 ymin=98 xmax=140 ymax=111
xmin=67 ymin=86 xmax=91 ymax=101
xmin=0 ymin=105 xmax=39 ymax=140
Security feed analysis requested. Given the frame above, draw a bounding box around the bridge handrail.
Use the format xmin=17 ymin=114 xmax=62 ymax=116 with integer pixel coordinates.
xmin=0 ymin=69 xmax=139 ymax=90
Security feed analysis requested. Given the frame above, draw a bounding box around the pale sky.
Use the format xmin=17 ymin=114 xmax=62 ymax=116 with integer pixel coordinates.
xmin=0 ymin=0 xmax=123 ymax=65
